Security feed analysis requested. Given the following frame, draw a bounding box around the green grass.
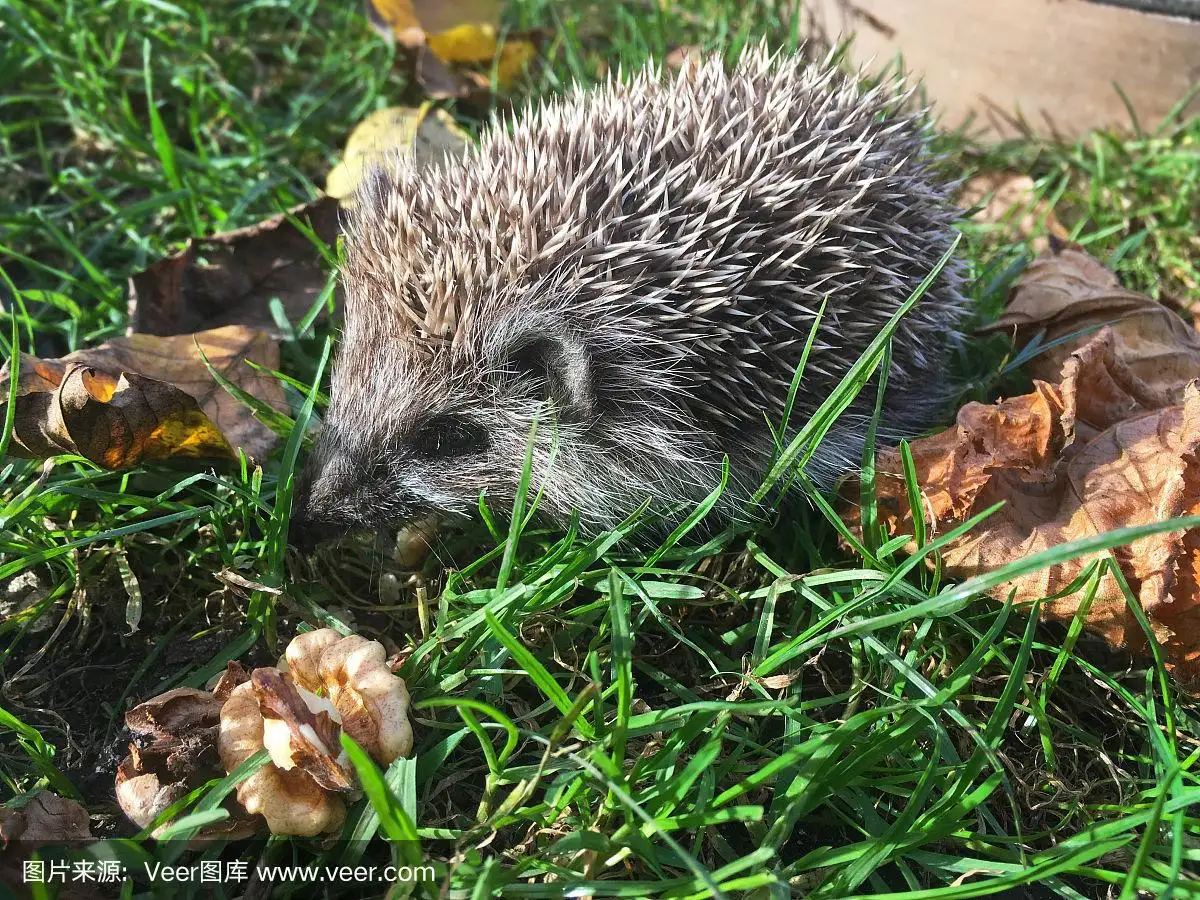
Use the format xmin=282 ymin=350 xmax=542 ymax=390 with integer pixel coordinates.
xmin=3 ymin=0 xmax=1200 ymax=897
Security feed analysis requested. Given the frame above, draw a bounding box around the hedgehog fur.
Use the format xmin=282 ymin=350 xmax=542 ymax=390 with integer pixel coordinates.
xmin=292 ymin=44 xmax=968 ymax=544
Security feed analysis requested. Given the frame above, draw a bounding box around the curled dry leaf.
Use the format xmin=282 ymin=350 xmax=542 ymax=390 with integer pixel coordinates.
xmin=980 ymin=244 xmax=1200 ymax=395
xmin=0 ymin=326 xmax=287 ymax=465
xmin=115 ymin=680 xmax=260 ymax=839
xmin=0 ymin=794 xmax=90 ymax=900
xmin=847 ymin=245 xmax=1200 ymax=687
xmin=326 ymin=106 xmax=471 ymax=202
xmin=127 ymin=197 xmax=341 ymax=339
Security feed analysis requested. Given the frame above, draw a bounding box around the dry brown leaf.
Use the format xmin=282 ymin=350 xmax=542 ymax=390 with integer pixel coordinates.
xmin=127 ymin=197 xmax=340 ymax=339
xmin=410 ymin=46 xmax=479 ymax=100
xmin=0 ymin=793 xmax=95 ymax=900
xmin=849 ymin=245 xmax=1200 ymax=688
xmin=981 ymin=244 xmax=1200 ymax=395
xmin=412 ymin=33 xmax=538 ymax=97
xmin=0 ymin=326 xmax=287 ymax=465
xmin=1160 ymin=291 xmax=1200 ymax=334
xmin=958 ymin=172 xmax=1068 ymax=251
xmin=0 ymin=793 xmax=91 ymax=847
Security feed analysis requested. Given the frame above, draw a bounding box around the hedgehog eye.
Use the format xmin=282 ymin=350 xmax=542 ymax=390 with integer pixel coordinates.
xmin=411 ymin=416 xmax=488 ymax=459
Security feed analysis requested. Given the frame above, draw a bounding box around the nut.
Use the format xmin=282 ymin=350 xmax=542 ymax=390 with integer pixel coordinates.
xmin=215 ymin=628 xmax=413 ymax=836
xmin=114 ymin=678 xmax=259 ymax=840
xmin=283 ymin=629 xmax=413 ymax=764
xmin=218 ymin=680 xmax=348 ymax=837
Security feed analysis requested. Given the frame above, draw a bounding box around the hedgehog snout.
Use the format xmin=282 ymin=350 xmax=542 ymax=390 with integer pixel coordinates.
xmin=288 ymin=447 xmax=408 ymax=550
xmin=288 ymin=462 xmax=354 ymax=550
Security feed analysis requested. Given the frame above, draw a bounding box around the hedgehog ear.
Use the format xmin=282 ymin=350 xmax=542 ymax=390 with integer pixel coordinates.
xmin=504 ymin=331 xmax=596 ymax=422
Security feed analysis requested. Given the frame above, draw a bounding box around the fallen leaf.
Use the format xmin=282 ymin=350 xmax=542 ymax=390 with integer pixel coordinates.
xmin=959 ymin=172 xmax=1068 ymax=252
xmin=0 ymin=571 xmax=54 ymax=634
xmin=410 ymin=45 xmax=479 ymax=100
xmin=426 ymin=22 xmax=499 ymax=63
xmin=981 ymin=244 xmax=1200 ymax=395
xmin=0 ymin=325 xmax=287 ymax=465
xmin=494 ymin=38 xmax=538 ymax=87
xmin=847 ymin=246 xmax=1200 ymax=688
xmin=0 ymin=793 xmax=91 ymax=847
xmin=127 ymin=197 xmax=340 ymax=339
xmin=326 ymin=106 xmax=471 ymax=202
xmin=365 ymin=0 xmax=500 ymax=37
xmin=1160 ymin=291 xmax=1200 ymax=334
xmin=0 ymin=793 xmax=91 ymax=900
xmin=364 ymin=0 xmax=535 ymax=95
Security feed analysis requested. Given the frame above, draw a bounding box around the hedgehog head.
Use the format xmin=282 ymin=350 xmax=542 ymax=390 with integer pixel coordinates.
xmin=291 ymin=297 xmax=611 ymax=544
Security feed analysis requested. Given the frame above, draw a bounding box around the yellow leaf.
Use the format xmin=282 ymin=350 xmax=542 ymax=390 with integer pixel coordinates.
xmin=326 ymin=105 xmax=471 ymax=201
xmin=364 ymin=0 xmax=500 ymax=43
xmin=412 ymin=0 xmax=499 ymax=34
xmin=364 ymin=0 xmax=418 ymax=32
xmin=495 ymin=39 xmax=537 ymax=87
xmin=426 ymin=23 xmax=497 ymax=64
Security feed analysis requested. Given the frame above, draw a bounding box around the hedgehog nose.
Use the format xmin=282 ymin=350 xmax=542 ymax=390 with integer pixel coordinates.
xmin=288 ymin=508 xmax=349 ymax=552
xmin=288 ymin=478 xmax=339 ymax=552
xmin=288 ymin=511 xmax=318 ymax=552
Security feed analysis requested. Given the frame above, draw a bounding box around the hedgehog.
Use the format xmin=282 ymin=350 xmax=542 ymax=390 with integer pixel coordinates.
xmin=290 ymin=44 xmax=968 ymax=547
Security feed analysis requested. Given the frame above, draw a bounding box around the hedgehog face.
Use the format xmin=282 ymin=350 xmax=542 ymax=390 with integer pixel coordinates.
xmin=289 ymin=326 xmax=612 ymax=546
xmin=291 ymin=348 xmax=483 ymax=545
